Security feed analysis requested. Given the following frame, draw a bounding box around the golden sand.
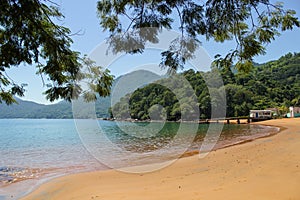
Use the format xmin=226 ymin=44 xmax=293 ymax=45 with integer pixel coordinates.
xmin=22 ymin=118 xmax=300 ymax=200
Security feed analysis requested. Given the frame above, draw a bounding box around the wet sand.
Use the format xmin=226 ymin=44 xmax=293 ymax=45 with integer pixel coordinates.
xmin=21 ymin=118 xmax=300 ymax=200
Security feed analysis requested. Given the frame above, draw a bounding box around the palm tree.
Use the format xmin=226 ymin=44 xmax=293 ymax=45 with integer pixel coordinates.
xmin=292 ymin=97 xmax=300 ymax=106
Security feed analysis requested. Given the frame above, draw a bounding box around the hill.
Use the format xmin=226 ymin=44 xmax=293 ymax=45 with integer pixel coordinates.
xmin=1 ymin=54 xmax=299 ymax=119
xmin=0 ymin=70 xmax=161 ymax=118
xmin=111 ymin=52 xmax=300 ymax=120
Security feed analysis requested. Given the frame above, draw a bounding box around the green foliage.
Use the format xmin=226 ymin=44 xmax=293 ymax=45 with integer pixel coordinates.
xmin=1 ymin=52 xmax=299 ymax=119
xmin=112 ymin=52 xmax=300 ymax=120
xmin=0 ymin=0 xmax=113 ymax=105
xmin=97 ymin=0 xmax=300 ymax=72
xmin=36 ymin=70 xmax=158 ymax=119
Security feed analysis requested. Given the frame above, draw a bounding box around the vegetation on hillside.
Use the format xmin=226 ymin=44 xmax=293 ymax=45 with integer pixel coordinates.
xmin=0 ymin=97 xmax=112 ymax=119
xmin=0 ymin=70 xmax=160 ymax=118
xmin=1 ymin=53 xmax=299 ymax=119
xmin=111 ymin=53 xmax=300 ymax=120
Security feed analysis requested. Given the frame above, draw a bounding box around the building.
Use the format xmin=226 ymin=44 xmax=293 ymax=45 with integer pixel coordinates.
xmin=250 ymin=110 xmax=272 ymax=120
xmin=265 ymin=108 xmax=279 ymax=117
xmin=287 ymin=107 xmax=300 ymax=118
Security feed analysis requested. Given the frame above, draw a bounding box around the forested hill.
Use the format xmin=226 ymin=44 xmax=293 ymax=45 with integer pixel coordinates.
xmin=0 ymin=98 xmax=73 ymax=119
xmin=0 ymin=53 xmax=299 ymax=119
xmin=0 ymin=70 xmax=160 ymax=119
xmin=111 ymin=52 xmax=300 ymax=120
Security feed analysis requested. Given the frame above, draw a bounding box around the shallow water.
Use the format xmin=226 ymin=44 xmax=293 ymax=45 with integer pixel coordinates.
xmin=0 ymin=119 xmax=279 ymax=199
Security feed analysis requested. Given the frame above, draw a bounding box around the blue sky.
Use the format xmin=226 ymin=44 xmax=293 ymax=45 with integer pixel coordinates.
xmin=7 ymin=0 xmax=300 ymax=104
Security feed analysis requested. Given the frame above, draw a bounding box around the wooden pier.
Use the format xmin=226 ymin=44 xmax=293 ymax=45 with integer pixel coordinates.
xmin=199 ymin=117 xmax=253 ymax=124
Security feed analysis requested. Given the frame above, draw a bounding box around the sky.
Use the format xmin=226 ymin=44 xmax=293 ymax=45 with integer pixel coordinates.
xmin=6 ymin=0 xmax=300 ymax=104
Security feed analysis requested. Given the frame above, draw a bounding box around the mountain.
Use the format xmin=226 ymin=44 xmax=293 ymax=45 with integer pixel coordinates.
xmin=111 ymin=52 xmax=300 ymax=120
xmin=0 ymin=70 xmax=162 ymax=119
xmin=5 ymin=52 xmax=298 ymax=120
xmin=0 ymin=98 xmax=46 ymax=118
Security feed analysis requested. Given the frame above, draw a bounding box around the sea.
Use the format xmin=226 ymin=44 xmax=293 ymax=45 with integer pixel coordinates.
xmin=0 ymin=119 xmax=279 ymax=199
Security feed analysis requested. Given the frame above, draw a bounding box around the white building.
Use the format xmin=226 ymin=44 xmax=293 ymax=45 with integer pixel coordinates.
xmin=250 ymin=110 xmax=272 ymax=119
xmin=288 ymin=107 xmax=300 ymax=118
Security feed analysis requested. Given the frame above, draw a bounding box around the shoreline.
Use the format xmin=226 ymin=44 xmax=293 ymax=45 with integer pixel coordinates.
xmin=1 ymin=121 xmax=276 ymax=199
xmin=20 ymin=118 xmax=300 ymax=200
xmin=4 ymin=123 xmax=278 ymax=199
xmin=180 ymin=124 xmax=281 ymax=158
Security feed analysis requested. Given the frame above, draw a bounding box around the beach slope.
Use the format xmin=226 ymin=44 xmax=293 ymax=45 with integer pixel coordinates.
xmin=22 ymin=118 xmax=300 ymax=200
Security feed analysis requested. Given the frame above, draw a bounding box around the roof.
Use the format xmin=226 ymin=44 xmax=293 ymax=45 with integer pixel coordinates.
xmin=250 ymin=110 xmax=272 ymax=112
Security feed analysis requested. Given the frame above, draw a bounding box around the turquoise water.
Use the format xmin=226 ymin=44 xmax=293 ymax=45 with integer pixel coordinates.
xmin=0 ymin=119 xmax=279 ymax=199
xmin=0 ymin=119 xmax=102 ymax=199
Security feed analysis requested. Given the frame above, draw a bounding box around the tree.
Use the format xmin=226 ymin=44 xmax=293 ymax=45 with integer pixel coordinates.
xmin=111 ymin=52 xmax=300 ymax=120
xmin=97 ymin=0 xmax=299 ymax=72
xmin=0 ymin=0 xmax=113 ymax=105
xmin=292 ymin=96 xmax=300 ymax=106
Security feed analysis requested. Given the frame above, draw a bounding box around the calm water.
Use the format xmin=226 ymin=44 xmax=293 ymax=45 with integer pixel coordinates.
xmin=0 ymin=119 xmax=279 ymax=199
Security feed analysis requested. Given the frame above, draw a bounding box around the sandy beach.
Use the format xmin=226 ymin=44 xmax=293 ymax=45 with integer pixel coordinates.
xmin=21 ymin=118 xmax=300 ymax=200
